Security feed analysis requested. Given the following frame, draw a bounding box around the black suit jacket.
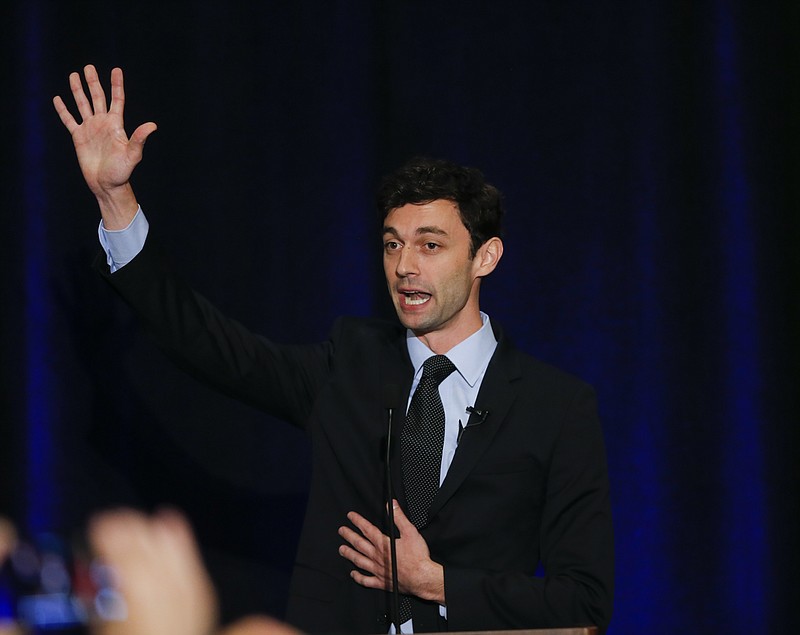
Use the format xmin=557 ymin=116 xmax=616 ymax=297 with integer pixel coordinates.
xmin=99 ymin=237 xmax=614 ymax=633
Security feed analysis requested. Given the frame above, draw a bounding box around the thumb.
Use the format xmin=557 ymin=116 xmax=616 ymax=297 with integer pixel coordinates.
xmin=391 ymin=499 xmax=415 ymax=534
xmin=128 ymin=121 xmax=158 ymax=161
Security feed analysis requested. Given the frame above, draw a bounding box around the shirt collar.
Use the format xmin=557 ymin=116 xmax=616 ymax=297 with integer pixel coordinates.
xmin=406 ymin=312 xmax=498 ymax=388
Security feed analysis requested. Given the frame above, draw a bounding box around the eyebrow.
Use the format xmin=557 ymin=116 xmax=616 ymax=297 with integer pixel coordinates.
xmin=382 ymin=225 xmax=449 ymax=237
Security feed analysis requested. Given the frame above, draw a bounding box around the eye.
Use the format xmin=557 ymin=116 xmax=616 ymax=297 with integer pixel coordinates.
xmin=384 ymin=240 xmax=401 ymax=251
xmin=423 ymin=242 xmax=440 ymax=251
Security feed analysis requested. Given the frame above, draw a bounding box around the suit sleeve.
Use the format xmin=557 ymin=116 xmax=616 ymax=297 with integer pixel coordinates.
xmin=443 ymin=384 xmax=614 ymax=632
xmin=95 ymin=235 xmax=334 ymax=428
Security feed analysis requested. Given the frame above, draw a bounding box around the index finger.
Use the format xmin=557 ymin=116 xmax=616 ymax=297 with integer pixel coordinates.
xmin=346 ymin=511 xmax=387 ymax=543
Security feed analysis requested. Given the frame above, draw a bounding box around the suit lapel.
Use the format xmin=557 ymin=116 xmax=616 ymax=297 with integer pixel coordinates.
xmin=428 ymin=332 xmax=521 ymax=520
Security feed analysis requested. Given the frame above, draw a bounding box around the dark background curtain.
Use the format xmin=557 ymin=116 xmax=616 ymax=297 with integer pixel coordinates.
xmin=1 ymin=1 xmax=797 ymax=633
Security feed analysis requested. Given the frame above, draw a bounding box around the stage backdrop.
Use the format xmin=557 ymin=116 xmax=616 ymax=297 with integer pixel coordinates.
xmin=1 ymin=1 xmax=797 ymax=633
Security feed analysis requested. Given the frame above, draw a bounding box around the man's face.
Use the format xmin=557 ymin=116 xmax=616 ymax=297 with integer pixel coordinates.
xmin=383 ymin=200 xmax=485 ymax=349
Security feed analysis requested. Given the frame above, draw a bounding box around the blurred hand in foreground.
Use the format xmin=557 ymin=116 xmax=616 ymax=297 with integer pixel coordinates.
xmin=88 ymin=508 xmax=302 ymax=635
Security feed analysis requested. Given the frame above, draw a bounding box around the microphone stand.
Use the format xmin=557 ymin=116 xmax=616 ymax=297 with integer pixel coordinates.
xmin=385 ymin=403 xmax=402 ymax=633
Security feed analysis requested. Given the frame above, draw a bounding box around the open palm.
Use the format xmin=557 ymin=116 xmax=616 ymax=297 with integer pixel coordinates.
xmin=53 ymin=64 xmax=156 ymax=197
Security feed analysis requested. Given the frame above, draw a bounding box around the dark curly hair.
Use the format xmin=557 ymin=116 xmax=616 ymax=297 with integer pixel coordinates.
xmin=376 ymin=157 xmax=504 ymax=257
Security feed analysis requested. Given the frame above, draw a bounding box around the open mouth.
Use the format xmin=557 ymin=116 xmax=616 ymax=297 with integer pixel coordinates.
xmin=402 ymin=292 xmax=431 ymax=306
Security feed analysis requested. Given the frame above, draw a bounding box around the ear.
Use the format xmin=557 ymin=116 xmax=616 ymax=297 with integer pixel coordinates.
xmin=473 ymin=237 xmax=504 ymax=278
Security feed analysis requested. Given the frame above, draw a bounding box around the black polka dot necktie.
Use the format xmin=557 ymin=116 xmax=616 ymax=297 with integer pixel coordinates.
xmin=397 ymin=355 xmax=456 ymax=627
xmin=402 ymin=355 xmax=457 ymax=528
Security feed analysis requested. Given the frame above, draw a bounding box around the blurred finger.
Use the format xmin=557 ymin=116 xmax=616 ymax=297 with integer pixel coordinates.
xmin=0 ymin=517 xmax=17 ymax=563
xmin=221 ymin=616 xmax=303 ymax=635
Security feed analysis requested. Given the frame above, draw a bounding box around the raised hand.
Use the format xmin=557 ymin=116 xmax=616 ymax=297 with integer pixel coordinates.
xmin=53 ymin=64 xmax=157 ymax=229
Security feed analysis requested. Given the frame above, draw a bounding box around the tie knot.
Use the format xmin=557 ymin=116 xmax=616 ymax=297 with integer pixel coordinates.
xmin=421 ymin=355 xmax=456 ymax=386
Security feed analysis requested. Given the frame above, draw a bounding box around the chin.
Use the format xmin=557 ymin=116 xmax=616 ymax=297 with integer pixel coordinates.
xmin=395 ymin=312 xmax=421 ymax=331
xmin=403 ymin=317 xmax=437 ymax=336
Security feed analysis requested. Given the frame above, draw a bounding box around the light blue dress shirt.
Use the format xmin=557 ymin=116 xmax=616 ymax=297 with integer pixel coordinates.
xmin=405 ymin=315 xmax=498 ymax=485
xmin=97 ymin=205 xmax=148 ymax=272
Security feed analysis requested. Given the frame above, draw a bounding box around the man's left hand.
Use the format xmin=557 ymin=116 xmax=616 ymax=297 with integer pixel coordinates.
xmin=338 ymin=500 xmax=445 ymax=604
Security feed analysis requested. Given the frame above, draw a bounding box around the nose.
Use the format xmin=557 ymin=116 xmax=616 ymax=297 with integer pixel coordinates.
xmin=395 ymin=245 xmax=419 ymax=277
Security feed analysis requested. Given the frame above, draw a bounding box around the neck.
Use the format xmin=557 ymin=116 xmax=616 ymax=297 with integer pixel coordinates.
xmin=414 ymin=310 xmax=483 ymax=354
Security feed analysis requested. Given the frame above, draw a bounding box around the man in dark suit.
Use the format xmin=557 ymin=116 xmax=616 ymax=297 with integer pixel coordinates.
xmin=55 ymin=65 xmax=613 ymax=633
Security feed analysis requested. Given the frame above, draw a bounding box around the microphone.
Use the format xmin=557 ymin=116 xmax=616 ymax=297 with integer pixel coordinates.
xmin=458 ymin=406 xmax=490 ymax=443
xmin=382 ymin=384 xmax=402 ymax=633
xmin=465 ymin=405 xmax=489 ymax=422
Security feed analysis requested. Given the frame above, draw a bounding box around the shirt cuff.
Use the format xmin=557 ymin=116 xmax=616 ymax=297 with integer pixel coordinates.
xmin=98 ymin=206 xmax=149 ymax=273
